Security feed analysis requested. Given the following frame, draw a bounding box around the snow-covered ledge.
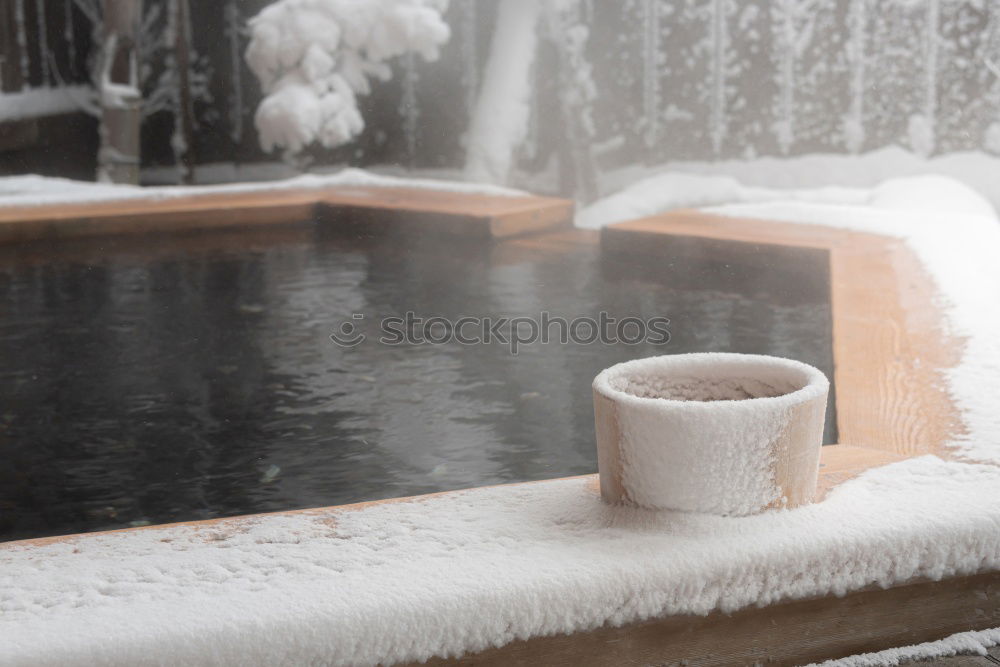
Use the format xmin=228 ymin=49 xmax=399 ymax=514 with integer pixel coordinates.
xmin=0 ymin=172 xmax=573 ymax=243
xmin=4 ymin=202 xmax=1000 ymax=665
xmin=2 ymin=459 xmax=999 ymax=666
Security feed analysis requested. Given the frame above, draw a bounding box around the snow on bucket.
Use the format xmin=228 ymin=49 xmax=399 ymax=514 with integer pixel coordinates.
xmin=592 ymin=353 xmax=829 ymax=516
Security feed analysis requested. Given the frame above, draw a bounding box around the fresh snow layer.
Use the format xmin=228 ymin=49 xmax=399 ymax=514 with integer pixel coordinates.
xmin=808 ymin=627 xmax=1000 ymax=666
xmin=577 ymin=171 xmax=996 ymax=228
xmin=2 ymin=456 xmax=1000 ymax=666
xmin=706 ymin=200 xmax=1000 ymax=466
xmin=592 ymin=146 xmax=1000 ymax=219
xmin=0 ymin=86 xmax=89 ymax=122
xmin=0 ymin=169 xmax=523 ymax=209
xmin=593 ymin=354 xmax=828 ymax=515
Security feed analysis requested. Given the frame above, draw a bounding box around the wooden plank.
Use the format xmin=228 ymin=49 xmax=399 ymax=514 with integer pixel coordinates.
xmin=415 ymin=571 xmax=1000 ymax=667
xmin=0 ymin=186 xmax=573 ymax=243
xmin=815 ymin=444 xmax=907 ymax=499
xmin=830 ymin=240 xmax=964 ymax=457
xmin=0 ymin=220 xmax=318 ymax=266
xmin=0 ymin=188 xmax=321 ymax=243
xmin=605 ymin=208 xmax=853 ymax=250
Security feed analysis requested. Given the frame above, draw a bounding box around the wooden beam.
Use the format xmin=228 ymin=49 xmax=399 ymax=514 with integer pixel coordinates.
xmin=0 ymin=186 xmax=573 ymax=244
xmin=415 ymin=571 xmax=1000 ymax=667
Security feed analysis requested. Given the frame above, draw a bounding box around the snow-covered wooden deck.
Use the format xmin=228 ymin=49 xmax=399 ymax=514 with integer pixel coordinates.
xmin=2 ymin=207 xmax=996 ymax=666
xmin=0 ymin=185 xmax=574 ymax=243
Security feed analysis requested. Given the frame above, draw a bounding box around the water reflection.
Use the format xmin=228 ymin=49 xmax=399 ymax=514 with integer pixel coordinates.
xmin=0 ymin=225 xmax=835 ymax=540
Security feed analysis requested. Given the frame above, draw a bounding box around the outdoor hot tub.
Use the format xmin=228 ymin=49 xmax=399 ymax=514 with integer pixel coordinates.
xmin=1 ymin=186 xmax=997 ymax=667
xmin=0 ymin=196 xmax=835 ymax=541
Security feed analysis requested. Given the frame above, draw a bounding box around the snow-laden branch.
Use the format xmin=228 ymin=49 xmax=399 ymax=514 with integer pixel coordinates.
xmin=245 ymin=0 xmax=451 ymax=157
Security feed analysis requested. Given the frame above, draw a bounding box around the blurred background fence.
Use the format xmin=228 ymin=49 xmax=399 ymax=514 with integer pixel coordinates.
xmin=1 ymin=0 xmax=998 ymax=191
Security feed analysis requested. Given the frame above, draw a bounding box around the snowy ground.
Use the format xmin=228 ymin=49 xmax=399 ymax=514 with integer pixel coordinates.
xmin=0 ymin=168 xmax=523 ymax=210
xmin=579 ymin=148 xmax=1000 ymax=228
xmin=809 ymin=627 xmax=1000 ymax=667
xmin=0 ymin=86 xmax=90 ymax=123
xmin=592 ymin=147 xmax=1000 ymax=217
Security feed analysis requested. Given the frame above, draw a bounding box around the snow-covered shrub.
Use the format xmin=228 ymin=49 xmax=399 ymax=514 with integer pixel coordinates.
xmin=245 ymin=0 xmax=450 ymax=157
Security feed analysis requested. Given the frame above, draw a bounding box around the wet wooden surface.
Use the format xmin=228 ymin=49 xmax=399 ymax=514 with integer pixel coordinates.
xmin=0 ymin=185 xmax=573 ymax=243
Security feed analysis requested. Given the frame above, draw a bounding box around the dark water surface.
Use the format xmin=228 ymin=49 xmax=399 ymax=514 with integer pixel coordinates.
xmin=0 ymin=223 xmax=835 ymax=541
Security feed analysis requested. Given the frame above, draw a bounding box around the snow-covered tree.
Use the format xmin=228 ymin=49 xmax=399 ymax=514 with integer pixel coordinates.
xmin=770 ymin=0 xmax=819 ymax=154
xmin=14 ymin=0 xmax=30 ymax=84
xmin=844 ymin=0 xmax=868 ymax=153
xmin=909 ymin=0 xmax=941 ymax=156
xmin=543 ymin=0 xmax=598 ymax=199
xmin=688 ymin=0 xmax=737 ymax=155
xmin=987 ymin=4 xmax=1000 ymax=154
xmin=66 ymin=0 xmax=211 ymax=182
xmin=72 ymin=0 xmax=143 ymax=183
xmin=245 ymin=0 xmax=451 ymax=160
xmin=398 ymin=52 xmax=420 ymax=166
xmin=464 ymin=0 xmax=540 ymax=184
xmin=458 ymin=1 xmax=480 ymax=117
xmin=462 ymin=0 xmax=600 ymax=191
xmin=224 ymin=0 xmax=246 ymax=144
xmin=641 ymin=0 xmax=661 ymax=150
xmin=141 ymin=0 xmax=214 ymax=183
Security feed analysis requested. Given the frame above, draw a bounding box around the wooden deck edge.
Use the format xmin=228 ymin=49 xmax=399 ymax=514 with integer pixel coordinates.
xmin=0 ymin=446 xmax=902 ymax=550
xmin=416 ymin=570 xmax=1000 ymax=667
xmin=0 ymin=200 xmax=319 ymax=243
xmin=0 ymin=186 xmax=573 ymax=244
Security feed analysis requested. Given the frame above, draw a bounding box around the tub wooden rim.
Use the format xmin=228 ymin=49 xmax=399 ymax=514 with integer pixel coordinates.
xmin=0 ymin=184 xmax=574 ymax=243
xmin=0 ymin=208 xmax=991 ymax=665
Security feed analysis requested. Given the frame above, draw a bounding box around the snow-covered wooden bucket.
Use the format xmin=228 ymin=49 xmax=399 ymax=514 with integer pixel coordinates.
xmin=592 ymin=353 xmax=829 ymax=515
